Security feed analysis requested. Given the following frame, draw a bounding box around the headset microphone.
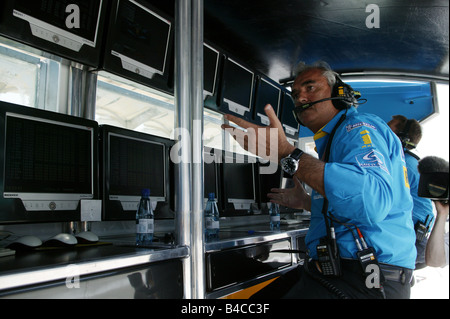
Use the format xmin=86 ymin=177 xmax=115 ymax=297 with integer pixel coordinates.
xmin=292 ymin=96 xmax=349 ymax=126
xmin=299 ymin=96 xmax=347 ymax=110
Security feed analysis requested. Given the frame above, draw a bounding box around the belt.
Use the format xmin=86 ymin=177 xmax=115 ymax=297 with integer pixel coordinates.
xmin=379 ymin=263 xmax=413 ymax=284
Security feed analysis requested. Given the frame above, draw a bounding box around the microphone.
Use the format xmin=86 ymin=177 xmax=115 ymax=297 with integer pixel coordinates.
xmin=292 ymin=97 xmax=349 ymax=126
xmin=418 ymin=156 xmax=449 ymax=201
xmin=297 ymin=97 xmax=346 ymax=111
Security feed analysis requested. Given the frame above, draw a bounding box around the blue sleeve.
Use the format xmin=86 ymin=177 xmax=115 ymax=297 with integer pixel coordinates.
xmin=405 ymin=154 xmax=434 ymax=226
xmin=324 ymin=123 xmax=410 ymax=226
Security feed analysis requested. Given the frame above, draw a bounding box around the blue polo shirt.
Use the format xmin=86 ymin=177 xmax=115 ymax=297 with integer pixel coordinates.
xmin=404 ymin=151 xmax=434 ymax=228
xmin=305 ymin=107 xmax=416 ymax=269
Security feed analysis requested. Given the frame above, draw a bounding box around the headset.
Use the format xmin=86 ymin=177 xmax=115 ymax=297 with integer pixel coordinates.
xmin=398 ymin=119 xmax=417 ymax=149
xmin=292 ymin=75 xmax=363 ymax=126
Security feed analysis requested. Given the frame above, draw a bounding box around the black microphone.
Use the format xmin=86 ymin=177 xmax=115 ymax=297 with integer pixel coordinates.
xmin=298 ymin=96 xmax=346 ymax=110
xmin=418 ymin=156 xmax=449 ymax=201
xmin=292 ymin=97 xmax=348 ymax=125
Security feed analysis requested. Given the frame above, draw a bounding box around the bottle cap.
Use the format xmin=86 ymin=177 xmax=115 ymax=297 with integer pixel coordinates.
xmin=208 ymin=193 xmax=215 ymax=200
xmin=141 ymin=188 xmax=150 ymax=197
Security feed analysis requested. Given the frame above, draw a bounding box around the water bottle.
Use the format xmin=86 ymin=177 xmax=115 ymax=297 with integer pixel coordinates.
xmin=136 ymin=188 xmax=154 ymax=246
xmin=269 ymin=202 xmax=280 ymax=231
xmin=204 ymin=193 xmax=220 ymax=240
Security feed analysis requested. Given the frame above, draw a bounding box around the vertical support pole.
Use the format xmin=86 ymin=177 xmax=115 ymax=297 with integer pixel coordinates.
xmin=174 ymin=0 xmax=193 ymax=299
xmin=190 ymin=0 xmax=205 ymax=299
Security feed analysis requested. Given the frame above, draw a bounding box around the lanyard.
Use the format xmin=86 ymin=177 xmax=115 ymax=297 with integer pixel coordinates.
xmin=321 ymin=111 xmax=348 ymax=241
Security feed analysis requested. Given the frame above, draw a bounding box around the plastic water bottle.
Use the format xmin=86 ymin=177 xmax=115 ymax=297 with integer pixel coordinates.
xmin=205 ymin=193 xmax=220 ymax=240
xmin=269 ymin=202 xmax=280 ymax=231
xmin=136 ymin=188 xmax=154 ymax=246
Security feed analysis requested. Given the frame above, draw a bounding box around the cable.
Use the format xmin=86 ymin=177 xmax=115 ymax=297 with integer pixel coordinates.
xmin=303 ymin=259 xmax=350 ymax=299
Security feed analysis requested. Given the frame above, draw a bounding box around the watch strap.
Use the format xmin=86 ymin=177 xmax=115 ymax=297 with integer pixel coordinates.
xmin=290 ymin=148 xmax=304 ymax=160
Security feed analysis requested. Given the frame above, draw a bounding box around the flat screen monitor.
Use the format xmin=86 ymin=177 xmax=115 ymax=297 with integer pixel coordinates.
xmin=0 ymin=101 xmax=98 ymax=224
xmin=100 ymin=125 xmax=173 ymax=221
xmin=254 ymin=77 xmax=281 ymax=126
xmin=280 ymin=91 xmax=299 ymax=138
xmin=0 ymin=0 xmax=106 ymax=67
xmin=204 ymin=43 xmax=220 ymax=97
xmin=221 ymin=154 xmax=256 ymax=215
xmin=103 ymin=0 xmax=173 ymax=93
xmin=258 ymin=162 xmax=282 ymax=204
xmin=221 ymin=58 xmax=255 ymax=118
xmin=204 ymin=150 xmax=219 ymax=200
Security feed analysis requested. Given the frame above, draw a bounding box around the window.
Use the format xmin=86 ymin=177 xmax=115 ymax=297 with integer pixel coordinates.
xmin=95 ymin=72 xmax=175 ymax=138
xmin=0 ymin=36 xmax=63 ymax=112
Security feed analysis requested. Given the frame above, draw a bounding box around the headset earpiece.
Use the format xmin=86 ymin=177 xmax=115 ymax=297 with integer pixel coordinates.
xmin=398 ymin=119 xmax=417 ymax=149
xmin=332 ymin=77 xmax=359 ymax=110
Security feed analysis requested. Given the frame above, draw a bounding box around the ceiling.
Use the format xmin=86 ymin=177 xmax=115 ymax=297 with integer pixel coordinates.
xmin=154 ymin=0 xmax=449 ymax=84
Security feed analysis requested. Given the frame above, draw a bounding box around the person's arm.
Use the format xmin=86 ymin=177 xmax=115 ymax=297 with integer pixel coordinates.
xmin=426 ymin=201 xmax=449 ymax=267
xmin=222 ymin=104 xmax=328 ymax=196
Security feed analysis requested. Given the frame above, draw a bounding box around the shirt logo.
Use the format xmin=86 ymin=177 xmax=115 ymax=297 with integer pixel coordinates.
xmin=360 ymin=130 xmax=373 ymax=148
xmin=346 ymin=122 xmax=377 ymax=132
xmin=356 ymin=150 xmax=389 ymax=174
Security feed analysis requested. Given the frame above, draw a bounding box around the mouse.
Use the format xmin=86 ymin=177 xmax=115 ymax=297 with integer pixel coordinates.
xmin=7 ymin=235 xmax=42 ymax=250
xmin=43 ymin=233 xmax=78 ymax=247
xmin=76 ymin=231 xmax=99 ymax=244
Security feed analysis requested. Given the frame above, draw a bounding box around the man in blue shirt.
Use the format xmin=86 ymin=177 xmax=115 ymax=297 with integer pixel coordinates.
xmin=388 ymin=115 xmax=434 ymax=269
xmin=222 ymin=61 xmax=416 ymax=299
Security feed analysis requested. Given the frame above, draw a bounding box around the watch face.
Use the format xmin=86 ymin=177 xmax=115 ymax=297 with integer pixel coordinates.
xmin=281 ymin=157 xmax=298 ymax=175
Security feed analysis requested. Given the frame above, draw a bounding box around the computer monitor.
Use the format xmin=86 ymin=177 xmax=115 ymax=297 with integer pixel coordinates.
xmin=0 ymin=101 xmax=98 ymax=224
xmin=221 ymin=153 xmax=257 ymax=216
xmin=220 ymin=57 xmax=255 ymax=119
xmin=103 ymin=0 xmax=174 ymax=94
xmin=254 ymin=76 xmax=282 ymax=126
xmin=258 ymin=162 xmax=282 ymax=204
xmin=204 ymin=43 xmax=220 ymax=98
xmin=280 ymin=90 xmax=300 ymax=139
xmin=0 ymin=0 xmax=107 ymax=67
xmin=100 ymin=125 xmax=173 ymax=221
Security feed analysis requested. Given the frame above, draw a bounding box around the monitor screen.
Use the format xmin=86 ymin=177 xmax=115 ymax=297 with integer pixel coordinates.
xmin=204 ymin=151 xmax=218 ymax=200
xmin=11 ymin=0 xmax=103 ymax=51
xmin=222 ymin=58 xmax=254 ymax=117
xmin=204 ymin=43 xmax=220 ymax=96
xmin=280 ymin=91 xmax=299 ymax=138
xmin=258 ymin=163 xmax=282 ymax=203
xmin=110 ymin=0 xmax=172 ymax=77
xmin=100 ymin=125 xmax=172 ymax=220
xmin=254 ymin=77 xmax=281 ymax=126
xmin=221 ymin=155 xmax=256 ymax=214
xmin=0 ymin=101 xmax=98 ymax=224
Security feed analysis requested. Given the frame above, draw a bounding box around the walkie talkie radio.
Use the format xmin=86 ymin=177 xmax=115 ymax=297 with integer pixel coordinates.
xmin=316 ymin=236 xmax=342 ymax=277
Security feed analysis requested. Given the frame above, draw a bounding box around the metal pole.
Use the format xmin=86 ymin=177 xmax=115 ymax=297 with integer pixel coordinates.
xmin=190 ymin=0 xmax=205 ymax=299
xmin=174 ymin=0 xmax=192 ymax=299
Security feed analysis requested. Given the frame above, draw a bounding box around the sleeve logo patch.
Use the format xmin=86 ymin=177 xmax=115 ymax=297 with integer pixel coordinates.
xmin=356 ymin=150 xmax=390 ymax=174
xmin=346 ymin=122 xmax=377 ymax=132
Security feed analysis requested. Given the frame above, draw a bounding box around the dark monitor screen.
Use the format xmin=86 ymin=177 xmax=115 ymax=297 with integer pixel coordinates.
xmin=100 ymin=125 xmax=172 ymax=220
xmin=4 ymin=114 xmax=93 ymax=196
xmin=108 ymin=134 xmax=165 ymax=199
xmin=258 ymin=163 xmax=282 ymax=203
xmin=254 ymin=77 xmax=281 ymax=126
xmin=221 ymin=155 xmax=256 ymax=214
xmin=110 ymin=0 xmax=171 ymax=77
xmin=11 ymin=0 xmax=103 ymax=49
xmin=222 ymin=58 xmax=254 ymax=117
xmin=204 ymin=150 xmax=219 ymax=199
xmin=204 ymin=43 xmax=220 ymax=96
xmin=280 ymin=91 xmax=299 ymax=138
xmin=0 ymin=101 xmax=98 ymax=224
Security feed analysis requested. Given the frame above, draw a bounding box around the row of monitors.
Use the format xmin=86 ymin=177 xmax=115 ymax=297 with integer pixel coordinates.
xmin=0 ymin=0 xmax=299 ymax=139
xmin=0 ymin=101 xmax=283 ymax=224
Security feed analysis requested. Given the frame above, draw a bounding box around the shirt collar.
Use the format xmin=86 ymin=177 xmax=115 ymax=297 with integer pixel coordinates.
xmin=313 ymin=107 xmax=356 ymax=155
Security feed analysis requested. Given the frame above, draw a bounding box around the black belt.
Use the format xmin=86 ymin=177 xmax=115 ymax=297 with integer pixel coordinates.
xmin=379 ymin=263 xmax=413 ymax=284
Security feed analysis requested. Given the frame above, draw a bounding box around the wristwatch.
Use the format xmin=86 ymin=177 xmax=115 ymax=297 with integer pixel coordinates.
xmin=280 ymin=148 xmax=304 ymax=176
